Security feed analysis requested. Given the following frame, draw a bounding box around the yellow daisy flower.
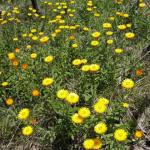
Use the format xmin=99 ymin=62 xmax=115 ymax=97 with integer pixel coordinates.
xmin=18 ymin=108 xmax=30 ymax=120
xmin=71 ymin=113 xmax=84 ymax=124
xmin=42 ymin=77 xmax=54 ymax=86
xmin=78 ymin=107 xmax=91 ymax=119
xmin=121 ymin=79 xmax=135 ymax=89
xmin=114 ymin=129 xmax=128 ymax=141
xmin=57 ymin=89 xmax=69 ymax=99
xmin=22 ymin=126 xmax=33 ymax=136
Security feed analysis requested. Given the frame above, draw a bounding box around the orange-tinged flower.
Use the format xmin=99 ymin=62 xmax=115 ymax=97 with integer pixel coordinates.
xmin=12 ymin=59 xmax=19 ymax=66
xmin=5 ymin=98 xmax=14 ymax=106
xmin=22 ymin=63 xmax=28 ymax=70
xmin=134 ymin=130 xmax=143 ymax=139
xmin=136 ymin=69 xmax=143 ymax=76
xmin=92 ymin=138 xmax=102 ymax=149
xmin=15 ymin=48 xmax=20 ymax=53
xmin=32 ymin=89 xmax=40 ymax=97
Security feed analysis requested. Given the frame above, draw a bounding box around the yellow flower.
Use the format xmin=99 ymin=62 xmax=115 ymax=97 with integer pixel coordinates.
xmin=72 ymin=43 xmax=78 ymax=48
xmin=28 ymin=13 xmax=32 ymax=16
xmin=91 ymin=32 xmax=101 ymax=38
xmin=107 ymin=39 xmax=113 ymax=45
xmin=66 ymin=92 xmax=79 ymax=104
xmin=92 ymin=138 xmax=102 ymax=149
xmin=1 ymin=82 xmax=9 ymax=87
xmin=44 ymin=55 xmax=54 ymax=63
xmin=87 ymin=7 xmax=92 ymax=11
xmin=87 ymin=2 xmax=93 ymax=6
xmin=60 ymin=11 xmax=65 ymax=14
xmin=103 ymin=23 xmax=112 ymax=29
xmin=71 ymin=113 xmax=84 ymax=124
xmin=106 ymin=31 xmax=113 ymax=36
xmin=81 ymin=59 xmax=88 ymax=64
xmin=139 ymin=3 xmax=146 ymax=8
xmin=117 ymin=24 xmax=126 ymax=30
xmin=41 ymin=16 xmax=46 ymax=19
xmin=22 ymin=33 xmax=27 ymax=37
xmin=8 ymin=52 xmax=15 ymax=60
xmin=33 ymin=8 xmax=38 ymax=12
xmin=69 ymin=13 xmax=74 ymax=17
xmin=89 ymin=64 xmax=100 ymax=72
xmin=72 ymin=59 xmax=82 ymax=66
xmin=94 ymin=122 xmax=108 ymax=134
xmin=32 ymin=36 xmax=38 ymax=41
xmin=123 ymin=13 xmax=129 ymax=18
xmin=97 ymin=97 xmax=109 ymax=105
xmin=115 ymin=48 xmax=123 ymax=54
xmin=91 ymin=40 xmax=99 ymax=47
xmin=69 ymin=35 xmax=76 ymax=40
xmin=55 ymin=29 xmax=61 ymax=33
xmin=125 ymin=32 xmax=135 ymax=39
xmin=78 ymin=107 xmax=91 ymax=119
xmin=81 ymin=65 xmax=90 ymax=72
xmin=22 ymin=126 xmax=33 ymax=136
xmin=114 ymin=129 xmax=128 ymax=141
xmin=40 ymin=36 xmax=49 ymax=43
xmin=126 ymin=23 xmax=132 ymax=28
xmin=13 ymin=37 xmax=18 ymax=41
xmin=31 ymin=29 xmax=37 ymax=33
xmin=28 ymin=33 xmax=33 ymax=37
xmin=121 ymin=79 xmax=135 ymax=89
xmin=109 ymin=17 xmax=115 ymax=21
xmin=31 ymin=53 xmax=37 ymax=59
xmin=83 ymin=139 xmax=94 ymax=149
xmin=57 ymin=89 xmax=69 ymax=99
xmin=39 ymin=32 xmax=44 ymax=35
xmin=56 ymin=15 xmax=62 ymax=19
xmin=59 ymin=20 xmax=65 ymax=24
xmin=42 ymin=77 xmax=54 ymax=86
xmin=18 ymin=108 xmax=30 ymax=120
xmin=123 ymin=102 xmax=129 ymax=108
xmin=134 ymin=130 xmax=143 ymax=139
xmin=83 ymin=27 xmax=89 ymax=31
xmin=93 ymin=103 xmax=107 ymax=113
xmin=51 ymin=33 xmax=57 ymax=38
xmin=5 ymin=98 xmax=14 ymax=106
xmin=1 ymin=20 xmax=7 ymax=24
xmin=26 ymin=45 xmax=32 ymax=49
xmin=94 ymin=13 xmax=100 ymax=17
